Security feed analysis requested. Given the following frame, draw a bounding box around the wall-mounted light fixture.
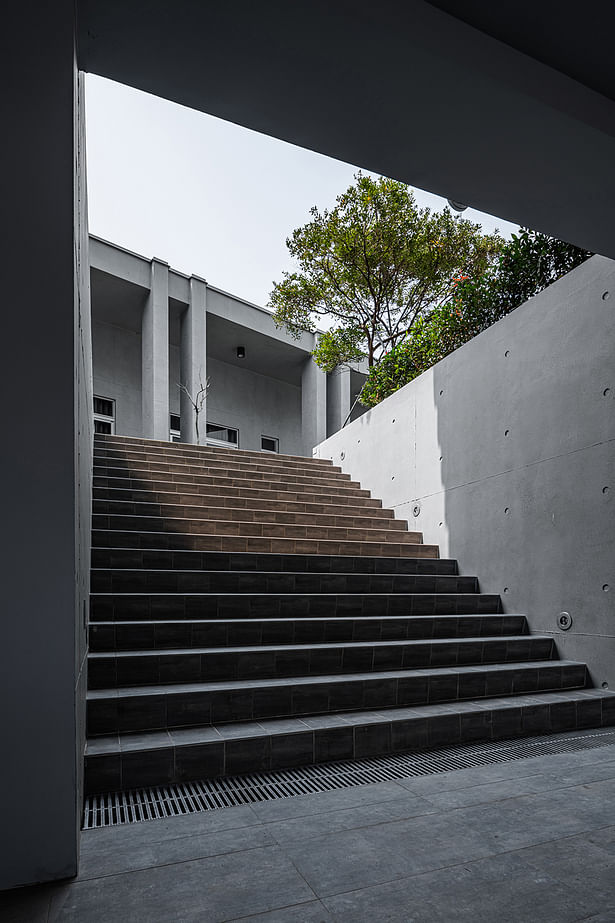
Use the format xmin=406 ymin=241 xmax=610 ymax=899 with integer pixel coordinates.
xmin=236 ymin=346 xmax=245 ymax=359
xmin=447 ymin=199 xmax=468 ymax=213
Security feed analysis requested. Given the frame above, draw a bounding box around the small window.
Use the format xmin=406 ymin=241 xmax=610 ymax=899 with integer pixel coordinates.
xmin=169 ymin=414 xmax=181 ymax=443
xmin=206 ymin=422 xmax=239 ymax=448
xmin=261 ymin=435 xmax=279 ymax=453
xmin=93 ymin=395 xmax=115 ymax=434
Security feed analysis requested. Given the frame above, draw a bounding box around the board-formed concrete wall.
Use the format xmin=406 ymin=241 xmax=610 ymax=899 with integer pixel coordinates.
xmin=315 ymin=255 xmax=615 ymax=689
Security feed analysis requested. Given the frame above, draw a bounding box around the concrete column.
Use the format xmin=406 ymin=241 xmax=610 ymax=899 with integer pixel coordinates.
xmin=301 ymin=356 xmax=327 ymax=455
xmin=180 ymin=275 xmax=207 ymax=444
xmin=327 ymin=365 xmax=352 ymax=436
xmin=142 ymin=258 xmax=170 ymax=440
xmin=2 ymin=1 xmax=88 ymax=889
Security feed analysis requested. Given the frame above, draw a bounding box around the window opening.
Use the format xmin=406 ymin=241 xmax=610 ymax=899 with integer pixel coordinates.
xmin=261 ymin=435 xmax=279 ymax=453
xmin=170 ymin=414 xmax=181 ymax=443
xmin=93 ymin=395 xmax=115 ymax=435
xmin=206 ymin=422 xmax=239 ymax=448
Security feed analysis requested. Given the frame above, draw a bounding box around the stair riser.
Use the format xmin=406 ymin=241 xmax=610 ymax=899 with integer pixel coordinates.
xmin=87 ymin=663 xmax=587 ymax=735
xmin=92 ymin=500 xmax=404 ymax=531
xmin=90 ymin=593 xmax=501 ymax=621
xmin=93 ymin=487 xmax=388 ymax=515
xmin=90 ymin=571 xmax=477 ymax=594
xmin=93 ymin=443 xmax=337 ymax=471
xmin=84 ymin=694 xmax=615 ymax=794
xmin=93 ymin=471 xmax=372 ymax=499
xmin=88 ymin=637 xmax=555 ymax=689
xmin=91 ymin=548 xmax=456 ymax=575
xmin=91 ymin=530 xmax=440 ymax=558
xmin=93 ymin=455 xmax=352 ymax=485
xmin=91 ymin=515 xmax=421 ymax=544
xmin=90 ymin=616 xmax=527 ymax=651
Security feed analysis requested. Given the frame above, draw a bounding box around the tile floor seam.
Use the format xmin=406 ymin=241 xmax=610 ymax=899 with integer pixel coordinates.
xmin=222 ymin=897 xmax=330 ymax=923
xmin=261 ymin=801 xmax=438 ymax=845
xmin=309 ymin=820 xmax=615 ymax=905
xmin=282 ymin=808 xmax=615 ymax=902
xmin=308 ymin=842 xmax=503 ymax=901
xmin=80 ymin=816 xmax=265 ymax=854
xmin=75 ymin=838 xmax=280 ymax=884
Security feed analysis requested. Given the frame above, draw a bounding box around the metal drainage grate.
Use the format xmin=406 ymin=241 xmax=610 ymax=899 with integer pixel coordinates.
xmin=83 ymin=728 xmax=615 ymax=829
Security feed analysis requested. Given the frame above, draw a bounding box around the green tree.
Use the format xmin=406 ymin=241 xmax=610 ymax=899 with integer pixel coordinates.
xmin=360 ymin=228 xmax=592 ymax=408
xmin=269 ymin=173 xmax=504 ymax=370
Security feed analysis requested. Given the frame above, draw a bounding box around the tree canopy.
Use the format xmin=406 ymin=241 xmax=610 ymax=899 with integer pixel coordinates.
xmin=269 ymin=173 xmax=504 ymax=371
xmin=360 ymin=227 xmax=592 ymax=407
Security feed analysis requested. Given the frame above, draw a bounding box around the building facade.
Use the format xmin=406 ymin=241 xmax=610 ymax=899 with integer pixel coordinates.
xmin=91 ymin=236 xmax=367 ymax=456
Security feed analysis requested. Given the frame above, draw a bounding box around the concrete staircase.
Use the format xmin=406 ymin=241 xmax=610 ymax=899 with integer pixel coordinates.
xmin=85 ymin=434 xmax=615 ymax=794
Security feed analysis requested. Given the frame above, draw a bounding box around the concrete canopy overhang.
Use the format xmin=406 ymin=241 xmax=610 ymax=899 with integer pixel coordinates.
xmin=77 ymin=1 xmax=615 ymax=258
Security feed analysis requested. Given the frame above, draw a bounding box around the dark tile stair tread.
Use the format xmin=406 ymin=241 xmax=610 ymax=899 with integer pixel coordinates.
xmin=93 ymin=487 xmax=385 ymax=514
xmin=88 ymin=634 xmax=543 ymax=659
xmin=94 ymin=474 xmax=372 ymax=500
xmin=93 ymin=513 xmax=417 ymax=535
xmin=90 ymin=568 xmax=465 ymax=579
xmin=91 ymin=530 xmax=440 ymax=558
xmin=86 ymin=688 xmax=615 ymax=756
xmin=89 ymin=614 xmax=514 ymax=629
xmin=94 ymin=469 xmax=368 ymax=492
xmin=93 ymin=498 xmax=395 ymax=518
xmin=90 ymin=549 xmax=454 ymax=570
xmin=93 ymin=443 xmax=339 ymax=468
xmin=94 ymin=438 xmax=333 ymax=465
xmin=90 ymin=615 xmax=516 ymax=625
xmin=92 ymin=456 xmax=353 ymax=481
xmin=87 ymin=659 xmax=582 ymax=699
xmin=91 ymin=592 xmax=486 ymax=597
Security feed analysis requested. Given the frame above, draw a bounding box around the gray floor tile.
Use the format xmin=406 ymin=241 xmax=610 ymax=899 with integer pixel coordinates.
xmin=78 ymin=821 xmax=276 ymax=880
xmin=263 ymin=792 xmax=435 ymax=845
xmin=56 ymin=846 xmax=315 ymax=922
xmin=323 ymin=860 xmax=602 ymax=923
xmin=7 ymin=737 xmax=615 ymax=923
xmin=80 ymin=803 xmax=260 ymax=852
xmin=283 ymin=811 xmax=498 ymax=897
xmin=249 ymin=780 xmax=407 ymax=822
xmin=226 ymin=899 xmax=335 ymax=922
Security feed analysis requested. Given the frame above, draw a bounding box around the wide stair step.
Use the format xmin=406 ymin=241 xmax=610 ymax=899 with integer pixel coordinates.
xmin=85 ymin=689 xmax=615 ymax=792
xmin=90 ymin=614 xmax=530 ymax=651
xmin=87 ymin=636 xmax=556 ymax=688
xmin=86 ymin=435 xmax=615 ymax=794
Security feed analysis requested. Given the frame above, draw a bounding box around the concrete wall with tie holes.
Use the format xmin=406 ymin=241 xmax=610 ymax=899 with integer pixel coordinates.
xmin=315 ymin=255 xmax=615 ymax=689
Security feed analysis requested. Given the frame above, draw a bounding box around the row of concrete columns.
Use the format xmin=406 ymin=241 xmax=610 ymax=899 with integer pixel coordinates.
xmin=141 ymin=259 xmax=208 ymax=445
xmin=139 ymin=257 xmax=334 ymax=454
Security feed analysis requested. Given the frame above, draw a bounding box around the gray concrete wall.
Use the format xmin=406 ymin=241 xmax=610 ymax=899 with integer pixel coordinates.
xmin=93 ymin=321 xmax=143 ymax=436
xmin=1 ymin=4 xmax=89 ymax=889
xmin=315 ymin=256 xmax=615 ymax=689
xmin=207 ymin=357 xmax=302 ymax=454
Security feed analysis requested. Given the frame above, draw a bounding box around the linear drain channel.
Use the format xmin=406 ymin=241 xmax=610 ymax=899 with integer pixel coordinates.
xmin=83 ymin=728 xmax=615 ymax=829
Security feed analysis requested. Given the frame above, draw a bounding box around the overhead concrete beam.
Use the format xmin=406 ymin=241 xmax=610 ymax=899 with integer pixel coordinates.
xmin=78 ymin=1 xmax=615 ymax=257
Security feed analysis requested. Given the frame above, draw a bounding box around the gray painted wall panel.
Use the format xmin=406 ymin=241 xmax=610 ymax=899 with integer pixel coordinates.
xmin=93 ymin=321 xmax=143 ymax=436
xmin=207 ymin=357 xmax=302 ymax=454
xmin=315 ymin=255 xmax=615 ymax=689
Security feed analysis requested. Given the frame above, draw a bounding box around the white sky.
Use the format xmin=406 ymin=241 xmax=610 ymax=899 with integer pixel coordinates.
xmin=85 ymin=74 xmax=519 ymax=308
